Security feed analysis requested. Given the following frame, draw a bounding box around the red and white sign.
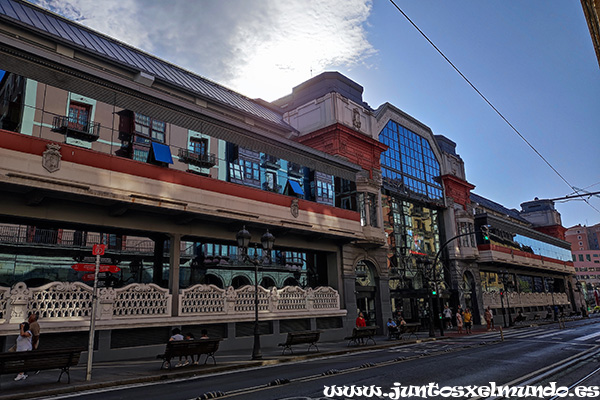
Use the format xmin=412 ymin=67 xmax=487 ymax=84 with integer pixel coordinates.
xmin=71 ymin=263 xmax=120 ymax=273
xmin=81 ymin=273 xmax=96 ymax=282
xmin=92 ymin=244 xmax=106 ymax=256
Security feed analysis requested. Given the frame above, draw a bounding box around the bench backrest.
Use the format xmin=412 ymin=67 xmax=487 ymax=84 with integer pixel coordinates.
xmin=286 ymin=331 xmax=320 ymax=345
xmin=352 ymin=327 xmax=377 ymax=338
xmin=0 ymin=347 xmax=84 ymax=374
xmin=164 ymin=339 xmax=221 ymax=357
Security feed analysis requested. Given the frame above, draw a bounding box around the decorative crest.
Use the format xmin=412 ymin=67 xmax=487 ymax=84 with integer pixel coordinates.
xmin=42 ymin=143 xmax=62 ymax=173
xmin=291 ymin=198 xmax=299 ymax=218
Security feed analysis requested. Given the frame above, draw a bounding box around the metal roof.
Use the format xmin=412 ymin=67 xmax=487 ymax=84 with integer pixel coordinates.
xmin=0 ymin=0 xmax=288 ymax=129
xmin=471 ymin=192 xmax=530 ymax=224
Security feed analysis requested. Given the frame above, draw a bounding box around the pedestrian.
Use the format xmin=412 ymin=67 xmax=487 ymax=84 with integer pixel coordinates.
xmin=484 ymin=307 xmax=494 ymax=331
xmin=463 ymin=308 xmax=473 ymax=334
xmin=28 ymin=312 xmax=41 ymax=350
xmin=356 ymin=312 xmax=366 ymax=328
xmin=170 ymin=328 xmax=184 ymax=341
xmin=387 ymin=318 xmax=398 ymax=338
xmin=13 ymin=322 xmax=32 ymax=381
xmin=456 ymin=311 xmax=463 ymax=334
xmin=200 ymin=329 xmax=209 ymax=339
xmin=443 ymin=305 xmax=453 ymax=329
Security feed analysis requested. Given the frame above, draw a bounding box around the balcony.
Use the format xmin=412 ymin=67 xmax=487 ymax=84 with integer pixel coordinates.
xmin=178 ymin=148 xmax=217 ymax=168
xmin=261 ymin=154 xmax=281 ymax=170
xmin=52 ymin=115 xmax=100 ymax=142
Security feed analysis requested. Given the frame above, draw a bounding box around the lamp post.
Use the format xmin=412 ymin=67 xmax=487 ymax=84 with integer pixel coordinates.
xmin=236 ymin=226 xmax=275 ymax=361
xmin=500 ymin=271 xmax=513 ymax=327
xmin=548 ymin=277 xmax=556 ymax=321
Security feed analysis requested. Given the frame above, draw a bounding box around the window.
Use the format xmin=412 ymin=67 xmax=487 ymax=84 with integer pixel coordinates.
xmin=228 ymin=148 xmax=261 ymax=188
xmin=368 ymin=193 xmax=378 ymax=227
xmin=135 ymin=113 xmax=165 ymax=143
xmin=379 ymin=120 xmax=443 ymax=201
xmin=358 ymin=193 xmax=366 ymax=226
xmin=579 ymin=254 xmax=584 ymax=262
xmin=587 ymin=254 xmax=592 ymax=262
xmin=189 ymin=137 xmax=208 ymax=155
xmin=68 ymin=102 xmax=91 ymax=131
xmin=314 ymin=172 xmax=334 ymax=205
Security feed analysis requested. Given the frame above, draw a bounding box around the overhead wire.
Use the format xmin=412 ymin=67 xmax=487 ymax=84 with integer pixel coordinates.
xmin=387 ymin=0 xmax=600 ymax=215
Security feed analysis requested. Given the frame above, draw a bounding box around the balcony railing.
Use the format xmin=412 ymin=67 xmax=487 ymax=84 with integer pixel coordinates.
xmin=52 ymin=115 xmax=100 ymax=141
xmin=178 ymin=148 xmax=217 ymax=168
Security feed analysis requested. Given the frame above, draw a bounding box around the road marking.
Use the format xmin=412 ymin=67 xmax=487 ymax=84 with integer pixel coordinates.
xmin=575 ymin=331 xmax=600 ymax=341
xmin=535 ymin=330 xmax=564 ymax=339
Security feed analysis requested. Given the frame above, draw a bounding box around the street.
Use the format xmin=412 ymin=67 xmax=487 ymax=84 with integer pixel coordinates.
xmin=29 ymin=319 xmax=600 ymax=400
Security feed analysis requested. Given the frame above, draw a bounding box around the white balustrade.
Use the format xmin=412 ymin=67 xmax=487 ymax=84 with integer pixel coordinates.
xmin=0 ymin=281 xmax=344 ymax=332
xmin=483 ymin=290 xmax=572 ymax=309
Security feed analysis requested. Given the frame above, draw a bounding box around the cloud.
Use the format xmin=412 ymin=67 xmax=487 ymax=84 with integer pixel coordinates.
xmin=32 ymin=0 xmax=375 ymax=100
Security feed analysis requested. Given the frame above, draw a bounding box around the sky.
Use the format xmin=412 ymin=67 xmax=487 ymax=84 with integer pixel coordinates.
xmin=31 ymin=0 xmax=600 ymax=228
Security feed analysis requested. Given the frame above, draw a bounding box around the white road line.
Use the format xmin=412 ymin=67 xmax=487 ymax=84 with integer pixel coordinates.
xmin=534 ymin=330 xmax=564 ymax=339
xmin=575 ymin=331 xmax=600 ymax=341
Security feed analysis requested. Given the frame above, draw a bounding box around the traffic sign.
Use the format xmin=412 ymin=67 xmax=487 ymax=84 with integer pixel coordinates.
xmin=71 ymin=263 xmax=120 ymax=273
xmin=92 ymin=244 xmax=106 ymax=256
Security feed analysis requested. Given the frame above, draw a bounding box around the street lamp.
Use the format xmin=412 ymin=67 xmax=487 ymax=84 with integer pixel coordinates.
xmin=500 ymin=271 xmax=514 ymax=327
xmin=236 ymin=226 xmax=275 ymax=360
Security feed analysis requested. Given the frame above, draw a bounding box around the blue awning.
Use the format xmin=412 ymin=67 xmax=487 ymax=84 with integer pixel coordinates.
xmin=151 ymin=142 xmax=173 ymax=164
xmin=288 ymin=180 xmax=304 ymax=195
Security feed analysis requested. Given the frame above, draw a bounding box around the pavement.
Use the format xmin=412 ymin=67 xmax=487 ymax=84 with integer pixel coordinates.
xmin=0 ymin=320 xmax=578 ymax=400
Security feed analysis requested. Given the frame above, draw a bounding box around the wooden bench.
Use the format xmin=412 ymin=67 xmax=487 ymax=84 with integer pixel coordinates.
xmin=278 ymin=330 xmax=320 ymax=355
xmin=532 ymin=314 xmax=540 ymax=321
xmin=0 ymin=347 xmax=84 ymax=387
xmin=389 ymin=323 xmax=420 ymax=340
xmin=344 ymin=326 xmax=377 ymax=346
xmin=156 ymin=339 xmax=221 ymax=370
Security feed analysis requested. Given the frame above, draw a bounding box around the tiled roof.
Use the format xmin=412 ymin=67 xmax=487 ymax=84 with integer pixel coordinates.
xmin=470 ymin=192 xmax=530 ymax=224
xmin=0 ymin=0 xmax=288 ymax=129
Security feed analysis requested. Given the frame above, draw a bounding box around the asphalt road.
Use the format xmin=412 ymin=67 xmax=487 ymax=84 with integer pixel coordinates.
xmin=38 ymin=320 xmax=600 ymax=400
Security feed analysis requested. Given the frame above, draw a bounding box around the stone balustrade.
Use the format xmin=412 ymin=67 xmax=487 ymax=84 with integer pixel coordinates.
xmin=483 ymin=291 xmax=570 ymax=309
xmin=0 ymin=282 xmax=343 ymax=333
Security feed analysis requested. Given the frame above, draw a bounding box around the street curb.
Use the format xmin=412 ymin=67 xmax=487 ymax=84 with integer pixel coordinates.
xmin=0 ymin=336 xmax=449 ymax=400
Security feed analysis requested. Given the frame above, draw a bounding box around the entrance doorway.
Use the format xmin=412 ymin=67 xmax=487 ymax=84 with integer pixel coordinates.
xmin=355 ymin=260 xmax=377 ymax=326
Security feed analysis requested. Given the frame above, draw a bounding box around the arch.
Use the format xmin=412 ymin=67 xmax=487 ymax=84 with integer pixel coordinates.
xmin=283 ymin=277 xmax=298 ymax=287
xmin=462 ymin=270 xmax=480 ymax=325
xmin=260 ymin=276 xmax=276 ymax=289
xmin=204 ymin=274 xmax=223 ymax=289
xmin=355 ymin=259 xmax=378 ymax=327
xmin=231 ymin=275 xmax=251 ymax=289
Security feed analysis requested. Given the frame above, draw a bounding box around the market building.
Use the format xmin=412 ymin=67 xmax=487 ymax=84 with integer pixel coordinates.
xmin=0 ymin=0 xmax=375 ymax=359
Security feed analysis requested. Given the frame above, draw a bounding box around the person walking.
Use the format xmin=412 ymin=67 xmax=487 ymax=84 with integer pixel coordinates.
xmin=443 ymin=305 xmax=453 ymax=330
xmin=484 ymin=307 xmax=494 ymax=331
xmin=463 ymin=308 xmax=473 ymax=334
xmin=13 ymin=322 xmax=33 ymax=381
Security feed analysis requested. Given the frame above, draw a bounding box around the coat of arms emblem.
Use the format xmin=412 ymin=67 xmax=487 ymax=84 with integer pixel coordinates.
xmin=42 ymin=143 xmax=62 ymax=173
xmin=290 ymin=198 xmax=299 ymax=218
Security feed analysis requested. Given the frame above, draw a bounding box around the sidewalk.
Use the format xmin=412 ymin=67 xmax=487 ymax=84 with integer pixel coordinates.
xmin=0 ymin=320 xmax=569 ymax=400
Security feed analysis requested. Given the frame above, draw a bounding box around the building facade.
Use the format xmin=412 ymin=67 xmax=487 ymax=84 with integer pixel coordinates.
xmin=0 ymin=0 xmax=372 ymax=359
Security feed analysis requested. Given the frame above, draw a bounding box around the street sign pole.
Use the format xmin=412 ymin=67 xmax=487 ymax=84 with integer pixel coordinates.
xmin=86 ymin=244 xmax=104 ymax=381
